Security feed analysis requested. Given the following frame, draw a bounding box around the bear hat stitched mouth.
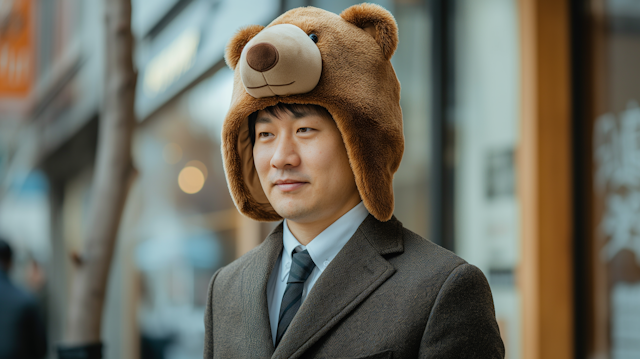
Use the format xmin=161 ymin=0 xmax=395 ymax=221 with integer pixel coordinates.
xmin=239 ymin=24 xmax=322 ymax=98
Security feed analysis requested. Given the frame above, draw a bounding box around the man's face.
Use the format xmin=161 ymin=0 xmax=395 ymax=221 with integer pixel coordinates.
xmin=253 ymin=107 xmax=361 ymax=224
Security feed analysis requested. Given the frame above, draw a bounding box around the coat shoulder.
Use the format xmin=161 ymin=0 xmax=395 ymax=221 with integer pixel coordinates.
xmin=216 ymin=246 xmax=257 ymax=281
xmin=214 ymin=242 xmax=266 ymax=287
xmin=0 ymin=276 xmax=38 ymax=312
xmin=212 ymin=223 xmax=283 ymax=288
xmin=397 ymin=226 xmax=467 ymax=273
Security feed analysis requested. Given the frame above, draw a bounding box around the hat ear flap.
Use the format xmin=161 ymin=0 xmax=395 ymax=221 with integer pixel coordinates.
xmin=225 ymin=25 xmax=265 ymax=70
xmin=340 ymin=3 xmax=398 ymax=61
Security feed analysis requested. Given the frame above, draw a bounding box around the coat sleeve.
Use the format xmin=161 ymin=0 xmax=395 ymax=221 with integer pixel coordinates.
xmin=19 ymin=296 xmax=47 ymax=359
xmin=419 ymin=263 xmax=505 ymax=359
xmin=203 ymin=268 xmax=222 ymax=359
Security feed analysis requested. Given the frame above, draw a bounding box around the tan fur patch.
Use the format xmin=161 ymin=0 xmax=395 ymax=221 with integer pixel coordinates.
xmin=340 ymin=3 xmax=399 ymax=61
xmin=225 ymin=24 xmax=265 ymax=70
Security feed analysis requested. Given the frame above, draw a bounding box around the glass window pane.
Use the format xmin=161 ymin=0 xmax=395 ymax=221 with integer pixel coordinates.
xmin=392 ymin=0 xmax=432 ymax=238
xmin=453 ymin=0 xmax=521 ymax=357
xmin=589 ymin=0 xmax=640 ymax=356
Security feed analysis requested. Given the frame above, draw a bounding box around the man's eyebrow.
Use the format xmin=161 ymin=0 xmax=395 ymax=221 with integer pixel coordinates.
xmin=256 ymin=111 xmax=314 ymax=124
xmin=255 ymin=116 xmax=272 ymax=124
xmin=289 ymin=109 xmax=317 ymax=119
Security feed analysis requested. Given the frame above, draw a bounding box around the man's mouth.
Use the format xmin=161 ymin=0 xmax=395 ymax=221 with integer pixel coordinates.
xmin=274 ymin=179 xmax=307 ymax=192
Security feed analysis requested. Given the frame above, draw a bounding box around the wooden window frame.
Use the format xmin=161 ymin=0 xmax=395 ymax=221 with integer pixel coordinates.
xmin=518 ymin=0 xmax=574 ymax=358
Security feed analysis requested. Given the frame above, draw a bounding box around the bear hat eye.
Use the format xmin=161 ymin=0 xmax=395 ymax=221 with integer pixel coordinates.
xmin=309 ymin=33 xmax=318 ymax=43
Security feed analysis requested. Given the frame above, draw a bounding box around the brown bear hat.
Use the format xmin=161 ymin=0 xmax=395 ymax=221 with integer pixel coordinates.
xmin=222 ymin=3 xmax=403 ymax=222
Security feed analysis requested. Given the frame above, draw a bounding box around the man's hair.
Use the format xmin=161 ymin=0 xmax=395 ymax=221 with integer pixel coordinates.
xmin=0 ymin=237 xmax=12 ymax=268
xmin=248 ymin=103 xmax=332 ymax=145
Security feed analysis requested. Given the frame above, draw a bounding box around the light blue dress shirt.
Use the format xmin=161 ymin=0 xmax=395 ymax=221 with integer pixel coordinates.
xmin=266 ymin=201 xmax=370 ymax=344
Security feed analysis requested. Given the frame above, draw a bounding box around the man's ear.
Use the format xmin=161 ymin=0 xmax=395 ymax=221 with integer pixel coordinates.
xmin=340 ymin=3 xmax=398 ymax=61
xmin=225 ymin=25 xmax=265 ymax=70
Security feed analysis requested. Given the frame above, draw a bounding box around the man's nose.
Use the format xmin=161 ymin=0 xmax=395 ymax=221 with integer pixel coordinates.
xmin=270 ymin=136 xmax=301 ymax=169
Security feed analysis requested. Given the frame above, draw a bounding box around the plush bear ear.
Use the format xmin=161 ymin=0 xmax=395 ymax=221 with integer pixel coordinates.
xmin=225 ymin=25 xmax=265 ymax=70
xmin=340 ymin=3 xmax=398 ymax=61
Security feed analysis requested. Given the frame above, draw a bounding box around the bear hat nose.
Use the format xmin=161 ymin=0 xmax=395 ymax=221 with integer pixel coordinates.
xmin=246 ymin=42 xmax=279 ymax=72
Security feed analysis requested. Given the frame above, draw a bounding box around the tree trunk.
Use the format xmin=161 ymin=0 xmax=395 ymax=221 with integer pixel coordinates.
xmin=60 ymin=0 xmax=136 ymax=355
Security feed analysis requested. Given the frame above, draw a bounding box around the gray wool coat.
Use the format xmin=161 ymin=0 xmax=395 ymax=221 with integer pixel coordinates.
xmin=203 ymin=215 xmax=505 ymax=358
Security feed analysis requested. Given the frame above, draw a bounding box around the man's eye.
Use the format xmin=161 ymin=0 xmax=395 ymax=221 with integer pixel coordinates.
xmin=297 ymin=127 xmax=313 ymax=133
xmin=258 ymin=132 xmax=272 ymax=138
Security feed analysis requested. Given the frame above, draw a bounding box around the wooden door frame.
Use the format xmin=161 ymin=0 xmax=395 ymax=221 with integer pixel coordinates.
xmin=518 ymin=0 xmax=574 ymax=358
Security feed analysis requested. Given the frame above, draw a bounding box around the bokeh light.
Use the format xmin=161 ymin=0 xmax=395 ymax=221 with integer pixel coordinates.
xmin=178 ymin=166 xmax=205 ymax=194
xmin=185 ymin=160 xmax=208 ymax=179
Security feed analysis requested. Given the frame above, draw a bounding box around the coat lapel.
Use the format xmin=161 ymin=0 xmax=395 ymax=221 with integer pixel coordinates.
xmin=241 ymin=223 xmax=284 ymax=357
xmin=272 ymin=215 xmax=404 ymax=359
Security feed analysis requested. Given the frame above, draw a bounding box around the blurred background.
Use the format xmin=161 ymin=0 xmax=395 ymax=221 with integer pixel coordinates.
xmin=0 ymin=0 xmax=638 ymax=358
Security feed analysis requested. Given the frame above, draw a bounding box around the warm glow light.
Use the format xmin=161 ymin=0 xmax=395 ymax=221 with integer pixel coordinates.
xmin=178 ymin=166 xmax=205 ymax=194
xmin=185 ymin=160 xmax=208 ymax=179
xmin=163 ymin=143 xmax=183 ymax=164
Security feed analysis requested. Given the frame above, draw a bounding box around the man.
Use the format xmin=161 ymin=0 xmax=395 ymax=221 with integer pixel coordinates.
xmin=0 ymin=238 xmax=48 ymax=359
xmin=204 ymin=4 xmax=504 ymax=358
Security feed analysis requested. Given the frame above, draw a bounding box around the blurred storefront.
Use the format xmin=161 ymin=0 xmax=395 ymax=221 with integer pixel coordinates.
xmin=1 ymin=0 xmax=106 ymax=358
xmin=579 ymin=0 xmax=640 ymax=358
xmin=0 ymin=0 xmax=638 ymax=358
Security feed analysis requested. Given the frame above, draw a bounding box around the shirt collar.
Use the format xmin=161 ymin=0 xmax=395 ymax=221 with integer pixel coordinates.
xmin=281 ymin=201 xmax=370 ymax=281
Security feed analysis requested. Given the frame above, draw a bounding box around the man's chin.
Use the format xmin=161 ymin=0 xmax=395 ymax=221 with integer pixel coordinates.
xmin=272 ymin=202 xmax=316 ymax=222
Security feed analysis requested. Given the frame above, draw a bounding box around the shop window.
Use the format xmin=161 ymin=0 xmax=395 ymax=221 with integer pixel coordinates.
xmin=587 ymin=0 xmax=640 ymax=356
xmin=452 ymin=0 xmax=521 ymax=357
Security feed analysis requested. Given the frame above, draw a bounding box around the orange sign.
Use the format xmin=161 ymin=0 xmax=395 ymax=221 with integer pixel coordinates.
xmin=0 ymin=0 xmax=33 ymax=97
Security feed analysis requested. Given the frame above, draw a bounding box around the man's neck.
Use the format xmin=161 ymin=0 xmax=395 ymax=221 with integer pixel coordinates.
xmin=286 ymin=198 xmax=361 ymax=245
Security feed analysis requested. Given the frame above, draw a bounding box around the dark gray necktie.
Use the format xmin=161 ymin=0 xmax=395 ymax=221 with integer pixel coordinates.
xmin=276 ymin=249 xmax=316 ymax=347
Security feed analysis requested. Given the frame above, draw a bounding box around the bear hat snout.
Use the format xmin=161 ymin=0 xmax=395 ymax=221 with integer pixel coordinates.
xmin=239 ymin=24 xmax=322 ymax=98
xmin=246 ymin=43 xmax=279 ymax=72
